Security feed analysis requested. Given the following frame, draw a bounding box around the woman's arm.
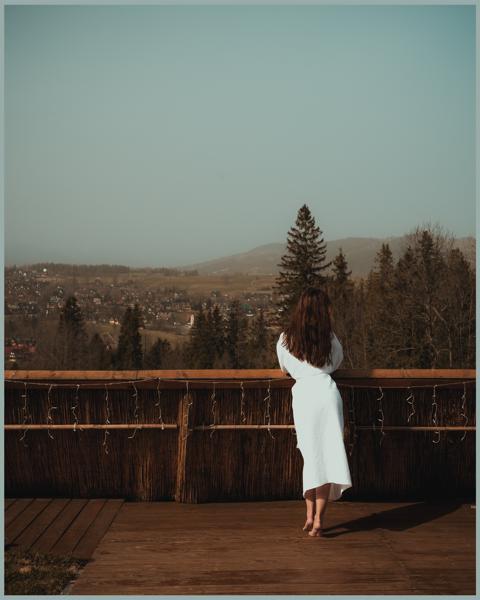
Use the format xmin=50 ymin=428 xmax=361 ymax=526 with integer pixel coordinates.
xmin=331 ymin=334 xmax=344 ymax=371
xmin=276 ymin=335 xmax=289 ymax=375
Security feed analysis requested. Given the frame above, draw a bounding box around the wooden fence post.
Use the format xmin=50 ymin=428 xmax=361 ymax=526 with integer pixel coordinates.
xmin=175 ymin=389 xmax=195 ymax=502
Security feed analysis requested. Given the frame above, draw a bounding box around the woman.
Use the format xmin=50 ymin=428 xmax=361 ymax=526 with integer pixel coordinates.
xmin=276 ymin=286 xmax=352 ymax=537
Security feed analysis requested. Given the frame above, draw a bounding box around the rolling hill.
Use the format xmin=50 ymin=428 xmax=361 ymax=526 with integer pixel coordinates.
xmin=177 ymin=235 xmax=475 ymax=278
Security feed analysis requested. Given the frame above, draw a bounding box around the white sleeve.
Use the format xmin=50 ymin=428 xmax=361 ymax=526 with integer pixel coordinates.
xmin=276 ymin=334 xmax=288 ymax=374
xmin=331 ymin=334 xmax=344 ymax=371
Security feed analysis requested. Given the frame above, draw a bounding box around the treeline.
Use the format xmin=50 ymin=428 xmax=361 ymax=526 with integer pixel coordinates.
xmin=7 ymin=207 xmax=475 ymax=370
xmin=23 ymin=263 xmax=132 ymax=276
xmin=25 ymin=300 xmax=175 ymax=371
xmin=7 ymin=263 xmax=198 ymax=278
xmin=20 ymin=297 xmax=271 ymax=371
xmin=136 ymin=267 xmax=199 ymax=276
xmin=184 ymin=217 xmax=475 ymax=370
xmin=328 ymin=227 xmax=475 ymax=368
xmin=271 ymin=206 xmax=474 ymax=369
xmin=184 ymin=302 xmax=270 ymax=368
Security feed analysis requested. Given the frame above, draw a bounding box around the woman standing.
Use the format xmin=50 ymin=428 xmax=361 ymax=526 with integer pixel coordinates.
xmin=276 ymin=286 xmax=352 ymax=537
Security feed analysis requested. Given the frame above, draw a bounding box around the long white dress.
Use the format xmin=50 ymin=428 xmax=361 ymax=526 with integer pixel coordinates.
xmin=276 ymin=331 xmax=352 ymax=501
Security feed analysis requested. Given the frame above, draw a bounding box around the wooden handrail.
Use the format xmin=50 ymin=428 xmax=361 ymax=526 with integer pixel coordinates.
xmin=4 ymin=424 xmax=476 ymax=431
xmin=4 ymin=368 xmax=476 ymax=381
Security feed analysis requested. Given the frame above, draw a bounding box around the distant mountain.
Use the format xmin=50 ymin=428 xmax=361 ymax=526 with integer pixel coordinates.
xmin=177 ymin=235 xmax=476 ymax=278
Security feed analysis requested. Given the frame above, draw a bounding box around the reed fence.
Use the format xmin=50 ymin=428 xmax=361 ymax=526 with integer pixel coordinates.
xmin=4 ymin=369 xmax=476 ymax=502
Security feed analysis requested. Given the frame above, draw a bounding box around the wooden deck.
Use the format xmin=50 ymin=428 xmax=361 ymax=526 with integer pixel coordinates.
xmin=5 ymin=498 xmax=124 ymax=560
xmin=65 ymin=499 xmax=476 ymax=595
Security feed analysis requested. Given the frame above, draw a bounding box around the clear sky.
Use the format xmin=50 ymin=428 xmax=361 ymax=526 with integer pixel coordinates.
xmin=5 ymin=4 xmax=475 ymax=268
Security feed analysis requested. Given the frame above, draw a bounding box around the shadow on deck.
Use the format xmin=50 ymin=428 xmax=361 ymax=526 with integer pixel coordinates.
xmin=6 ymin=498 xmax=474 ymax=595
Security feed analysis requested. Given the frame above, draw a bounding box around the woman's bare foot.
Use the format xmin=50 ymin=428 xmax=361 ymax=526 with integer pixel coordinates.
xmin=308 ymin=517 xmax=324 ymax=537
xmin=302 ymin=517 xmax=314 ymax=531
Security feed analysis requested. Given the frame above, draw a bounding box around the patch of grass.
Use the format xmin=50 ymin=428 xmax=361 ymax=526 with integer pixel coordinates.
xmin=5 ymin=545 xmax=87 ymax=595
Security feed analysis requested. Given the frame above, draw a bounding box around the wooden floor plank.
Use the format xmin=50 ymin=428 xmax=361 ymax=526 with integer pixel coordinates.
xmin=6 ymin=499 xmax=52 ymax=544
xmin=69 ymin=500 xmax=475 ymax=595
xmin=72 ymin=499 xmax=124 ymax=560
xmin=6 ymin=498 xmax=473 ymax=595
xmin=5 ymin=499 xmax=17 ymax=509
xmin=377 ymin=513 xmax=476 ymax=595
xmin=13 ymin=499 xmax=71 ymax=550
xmin=29 ymin=499 xmax=88 ymax=555
xmin=5 ymin=498 xmax=35 ymax=527
xmin=50 ymin=499 xmax=106 ymax=556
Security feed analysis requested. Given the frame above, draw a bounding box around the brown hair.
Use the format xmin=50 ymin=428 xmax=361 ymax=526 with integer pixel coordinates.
xmin=281 ymin=286 xmax=333 ymax=368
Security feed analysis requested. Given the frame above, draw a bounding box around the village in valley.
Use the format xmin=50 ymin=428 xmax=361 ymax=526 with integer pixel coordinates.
xmin=4 ymin=264 xmax=278 ymax=368
xmin=4 ymin=220 xmax=476 ymax=372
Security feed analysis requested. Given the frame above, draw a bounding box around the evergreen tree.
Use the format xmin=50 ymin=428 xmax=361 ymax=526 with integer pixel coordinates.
xmin=184 ymin=308 xmax=203 ymax=366
xmin=114 ymin=304 xmax=144 ymax=369
xmin=273 ymin=204 xmax=332 ymax=325
xmin=331 ymin=247 xmax=352 ymax=288
xmin=144 ymin=337 xmax=172 ymax=369
xmin=210 ymin=304 xmax=226 ymax=361
xmin=246 ymin=308 xmax=270 ymax=367
xmin=441 ymin=247 xmax=475 ymax=367
xmin=224 ymin=300 xmax=249 ymax=368
xmin=87 ymin=332 xmax=112 ymax=369
xmin=201 ymin=308 xmax=217 ymax=368
xmin=393 ymin=244 xmax=419 ymax=367
xmin=131 ymin=303 xmax=144 ymax=368
xmin=328 ymin=246 xmax=354 ymax=315
xmin=413 ymin=230 xmax=448 ymax=367
xmin=365 ymin=243 xmax=397 ymax=367
xmin=186 ymin=306 xmax=215 ymax=368
xmin=54 ymin=295 xmax=89 ymax=369
xmin=350 ymin=279 xmax=368 ymax=368
xmin=114 ymin=306 xmax=133 ymax=369
xmin=328 ymin=248 xmax=354 ymax=366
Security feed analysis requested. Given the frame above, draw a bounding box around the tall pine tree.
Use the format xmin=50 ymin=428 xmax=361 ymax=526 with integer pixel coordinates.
xmin=144 ymin=337 xmax=172 ymax=369
xmin=54 ymin=295 xmax=89 ymax=369
xmin=393 ymin=244 xmax=419 ymax=367
xmin=274 ymin=204 xmax=332 ymax=325
xmin=86 ymin=332 xmax=112 ymax=369
xmin=224 ymin=300 xmax=249 ymax=368
xmin=328 ymin=248 xmax=354 ymax=366
xmin=444 ymin=247 xmax=475 ymax=367
xmin=114 ymin=304 xmax=144 ymax=369
xmin=246 ymin=308 xmax=270 ymax=367
xmin=210 ymin=304 xmax=226 ymax=364
xmin=365 ymin=243 xmax=397 ymax=367
xmin=413 ymin=230 xmax=448 ymax=367
xmin=185 ymin=306 xmax=215 ymax=368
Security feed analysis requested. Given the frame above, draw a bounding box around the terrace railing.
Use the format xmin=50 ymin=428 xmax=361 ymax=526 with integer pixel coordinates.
xmin=4 ymin=368 xmax=476 ymax=502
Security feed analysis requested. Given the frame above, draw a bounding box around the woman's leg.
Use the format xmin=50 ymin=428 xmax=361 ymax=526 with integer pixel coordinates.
xmin=308 ymin=483 xmax=331 ymax=536
xmin=303 ymin=488 xmax=316 ymax=530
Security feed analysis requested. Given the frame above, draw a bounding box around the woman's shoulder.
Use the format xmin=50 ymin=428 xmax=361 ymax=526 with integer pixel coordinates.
xmin=278 ymin=331 xmax=292 ymax=354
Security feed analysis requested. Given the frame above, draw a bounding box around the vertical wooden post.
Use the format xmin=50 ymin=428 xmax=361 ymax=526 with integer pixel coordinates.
xmin=175 ymin=389 xmax=195 ymax=502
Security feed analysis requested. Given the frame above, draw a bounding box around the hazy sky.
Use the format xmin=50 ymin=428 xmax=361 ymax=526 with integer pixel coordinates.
xmin=5 ymin=4 xmax=475 ymax=268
